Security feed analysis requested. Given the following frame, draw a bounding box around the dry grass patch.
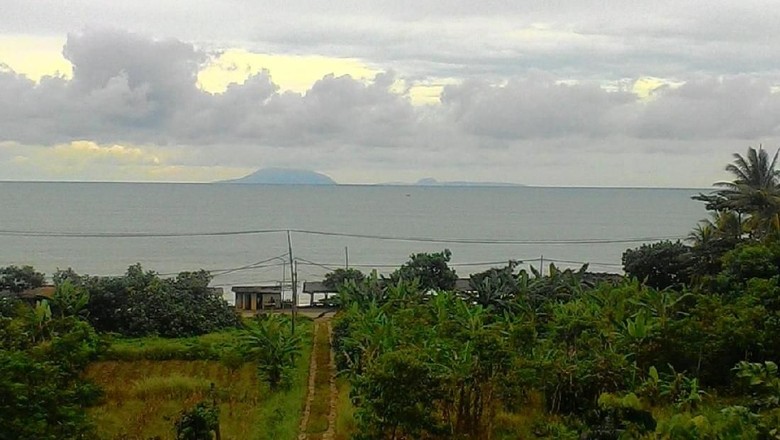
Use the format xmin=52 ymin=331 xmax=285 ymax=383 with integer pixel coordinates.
xmin=85 ymin=319 xmax=314 ymax=440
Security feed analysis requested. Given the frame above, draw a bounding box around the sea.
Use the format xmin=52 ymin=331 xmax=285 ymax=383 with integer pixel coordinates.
xmin=0 ymin=182 xmax=707 ymax=303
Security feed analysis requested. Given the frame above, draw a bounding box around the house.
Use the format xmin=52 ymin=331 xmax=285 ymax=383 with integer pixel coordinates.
xmin=454 ymin=278 xmax=474 ymax=293
xmin=302 ymin=281 xmax=337 ymax=306
xmin=0 ymin=285 xmax=56 ymax=304
xmin=232 ymin=285 xmax=283 ymax=312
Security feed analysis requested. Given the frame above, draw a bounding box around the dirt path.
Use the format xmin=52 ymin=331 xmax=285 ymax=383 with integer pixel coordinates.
xmin=298 ymin=316 xmax=337 ymax=440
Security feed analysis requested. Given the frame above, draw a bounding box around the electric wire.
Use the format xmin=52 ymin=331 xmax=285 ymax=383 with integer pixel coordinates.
xmin=0 ymin=228 xmax=288 ymax=238
xmin=211 ymin=254 xmax=289 ymax=278
xmin=288 ymin=229 xmax=686 ymax=245
xmin=0 ymin=227 xmax=685 ymax=245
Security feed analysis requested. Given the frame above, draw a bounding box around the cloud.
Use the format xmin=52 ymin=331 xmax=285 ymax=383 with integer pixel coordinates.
xmin=0 ymin=29 xmax=779 ymax=186
xmin=3 ymin=1 xmax=780 ymax=82
xmin=197 ymin=49 xmax=379 ymax=95
xmin=441 ymin=75 xmax=637 ymax=141
xmin=634 ymin=76 xmax=780 ymax=140
xmin=50 ymin=141 xmax=162 ymax=165
xmin=0 ymin=140 xmax=251 ymax=182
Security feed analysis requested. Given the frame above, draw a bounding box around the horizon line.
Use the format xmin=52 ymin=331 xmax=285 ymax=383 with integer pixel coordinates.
xmin=0 ymin=179 xmax=711 ymax=191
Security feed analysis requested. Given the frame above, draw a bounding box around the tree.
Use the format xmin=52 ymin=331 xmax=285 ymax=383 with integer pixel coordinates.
xmin=0 ymin=265 xmax=45 ymax=293
xmin=721 ymin=243 xmax=780 ymax=283
xmin=324 ymin=268 xmax=366 ymax=291
xmin=687 ymin=212 xmax=744 ymax=278
xmin=0 ymin=301 xmax=102 ymax=440
xmin=622 ymin=241 xmax=693 ymax=290
xmin=467 ymin=261 xmax=521 ymax=313
xmin=79 ymin=265 xmax=240 ymax=337
xmin=694 ymin=146 xmax=780 ymax=239
xmin=389 ymin=249 xmax=458 ymax=291
xmin=242 ymin=314 xmax=301 ymax=391
xmin=50 ymin=280 xmax=89 ymax=319
xmin=719 ymin=146 xmax=779 ymax=198
xmin=353 ymin=349 xmax=444 ymax=439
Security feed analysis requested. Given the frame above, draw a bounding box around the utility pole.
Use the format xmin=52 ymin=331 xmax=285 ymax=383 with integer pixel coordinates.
xmin=345 ymin=246 xmax=349 ymax=269
xmin=287 ymin=230 xmax=297 ymax=334
xmin=539 ymin=255 xmax=544 ymax=277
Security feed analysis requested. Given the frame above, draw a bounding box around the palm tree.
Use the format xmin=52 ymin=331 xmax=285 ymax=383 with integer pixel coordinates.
xmin=687 ymin=222 xmax=715 ymax=247
xmin=720 ymin=146 xmax=780 ymax=190
xmin=687 ymin=211 xmax=743 ymax=246
xmin=718 ymin=147 xmax=780 ymax=202
xmin=704 ymin=146 xmax=780 ymax=239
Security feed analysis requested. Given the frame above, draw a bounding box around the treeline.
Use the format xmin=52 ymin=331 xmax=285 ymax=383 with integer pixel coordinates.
xmin=2 ymin=263 xmax=240 ymax=338
xmin=330 ymin=256 xmax=780 ymax=438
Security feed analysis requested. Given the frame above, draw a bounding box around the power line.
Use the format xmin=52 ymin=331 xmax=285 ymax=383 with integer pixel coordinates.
xmin=294 ymin=256 xmax=624 ymax=272
xmin=0 ymin=228 xmax=288 ymax=238
xmin=288 ymin=229 xmax=685 ymax=245
xmin=211 ymin=254 xmax=289 ymax=278
xmin=0 ymin=226 xmax=684 ymax=245
xmin=541 ymin=257 xmax=624 ymax=268
xmin=295 ymin=258 xmax=538 ymax=269
xmin=294 ymin=257 xmax=340 ymax=272
xmin=157 ymin=254 xmax=289 ymax=277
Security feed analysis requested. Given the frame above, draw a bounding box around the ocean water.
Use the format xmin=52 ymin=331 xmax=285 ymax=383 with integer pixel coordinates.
xmin=0 ymin=182 xmax=706 ymax=300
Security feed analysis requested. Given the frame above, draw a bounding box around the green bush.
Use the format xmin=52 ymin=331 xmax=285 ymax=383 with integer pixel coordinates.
xmin=75 ymin=265 xmax=241 ymax=337
xmin=174 ymin=401 xmax=220 ymax=440
xmin=622 ymin=241 xmax=693 ymax=289
xmin=0 ymin=303 xmax=102 ymax=440
xmin=721 ymin=243 xmax=780 ymax=283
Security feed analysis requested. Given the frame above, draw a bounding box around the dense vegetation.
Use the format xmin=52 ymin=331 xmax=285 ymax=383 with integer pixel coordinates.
xmin=59 ymin=264 xmax=240 ymax=337
xmin=0 ymin=265 xmax=269 ymax=439
xmin=0 ymin=287 xmax=102 ymax=439
xmin=329 ymin=146 xmax=780 ymax=439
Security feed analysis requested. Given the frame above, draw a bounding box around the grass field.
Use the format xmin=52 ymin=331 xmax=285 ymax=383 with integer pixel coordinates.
xmin=102 ymin=329 xmax=242 ymax=361
xmin=86 ymin=319 xmax=313 ymax=440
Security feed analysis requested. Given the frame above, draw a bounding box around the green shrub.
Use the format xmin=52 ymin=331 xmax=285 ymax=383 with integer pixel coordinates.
xmin=622 ymin=241 xmax=693 ymax=289
xmin=174 ymin=401 xmax=219 ymax=440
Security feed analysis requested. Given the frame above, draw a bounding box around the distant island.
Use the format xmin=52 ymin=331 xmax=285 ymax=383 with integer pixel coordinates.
xmin=413 ymin=177 xmax=524 ymax=187
xmin=217 ymin=168 xmax=523 ymax=187
xmin=218 ymin=168 xmax=337 ymax=185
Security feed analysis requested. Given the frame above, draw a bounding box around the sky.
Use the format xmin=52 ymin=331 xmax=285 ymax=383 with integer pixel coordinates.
xmin=0 ymin=1 xmax=779 ymax=187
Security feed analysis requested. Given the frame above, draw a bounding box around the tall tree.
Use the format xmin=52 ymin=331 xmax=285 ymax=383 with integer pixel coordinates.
xmin=389 ymin=249 xmax=458 ymax=291
xmin=694 ymin=146 xmax=780 ymax=239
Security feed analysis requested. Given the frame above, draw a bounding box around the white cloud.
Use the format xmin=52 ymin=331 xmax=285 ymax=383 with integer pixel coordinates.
xmin=0 ymin=28 xmax=779 ymax=186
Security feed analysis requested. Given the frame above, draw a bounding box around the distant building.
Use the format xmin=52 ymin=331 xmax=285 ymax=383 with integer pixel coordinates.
xmin=0 ymin=285 xmax=56 ymax=304
xmin=302 ymin=281 xmax=338 ymax=306
xmin=454 ymin=278 xmax=474 ymax=293
xmin=232 ymin=285 xmax=282 ymax=312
